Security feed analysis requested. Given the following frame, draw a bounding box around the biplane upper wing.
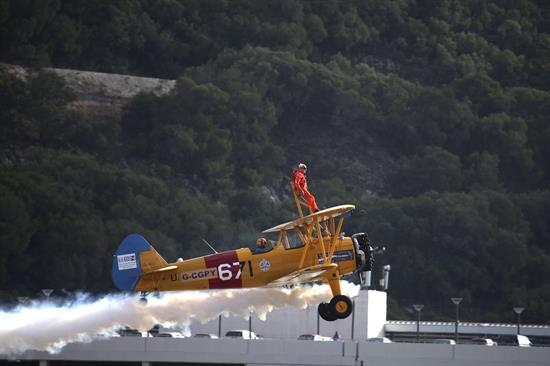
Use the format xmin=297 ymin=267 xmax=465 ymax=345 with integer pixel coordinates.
xmin=262 ymin=205 xmax=355 ymax=233
xmin=266 ymin=263 xmax=338 ymax=287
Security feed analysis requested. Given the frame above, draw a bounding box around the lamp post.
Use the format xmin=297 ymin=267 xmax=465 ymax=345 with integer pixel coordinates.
xmin=451 ymin=297 xmax=463 ymax=344
xmin=248 ymin=311 xmax=252 ymax=339
xmin=41 ymin=289 xmax=54 ymax=298
xmin=413 ymin=304 xmax=424 ymax=343
xmin=382 ymin=265 xmax=391 ymax=290
xmin=513 ymin=307 xmax=524 ymax=335
xmin=317 ymin=305 xmax=320 ymax=334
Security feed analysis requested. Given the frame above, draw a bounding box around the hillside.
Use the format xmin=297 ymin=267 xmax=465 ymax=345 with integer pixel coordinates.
xmin=1 ymin=0 xmax=549 ymax=324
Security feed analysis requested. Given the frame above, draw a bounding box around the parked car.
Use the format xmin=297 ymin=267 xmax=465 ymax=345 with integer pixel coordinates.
xmin=515 ymin=335 xmax=532 ymax=347
xmin=117 ymin=326 xmax=142 ymax=337
xmin=298 ymin=334 xmax=333 ymax=341
xmin=225 ymin=330 xmax=259 ymax=339
xmin=148 ymin=324 xmax=185 ymax=337
xmin=431 ymin=339 xmax=456 ymax=345
xmin=193 ymin=333 xmax=219 ymax=339
xmin=93 ymin=331 xmax=120 ymax=338
xmin=471 ymin=337 xmax=496 ymax=346
xmin=367 ymin=337 xmax=392 ymax=343
xmin=156 ymin=331 xmax=185 ymax=338
xmin=148 ymin=324 xmax=163 ymax=336
xmin=498 ymin=334 xmax=532 ymax=347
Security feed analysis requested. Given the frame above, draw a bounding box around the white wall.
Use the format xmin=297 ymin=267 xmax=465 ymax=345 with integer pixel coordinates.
xmin=187 ymin=289 xmax=387 ymax=340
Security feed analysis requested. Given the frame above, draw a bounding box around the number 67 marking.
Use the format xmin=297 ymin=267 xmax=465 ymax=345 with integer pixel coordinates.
xmin=218 ymin=261 xmax=251 ymax=281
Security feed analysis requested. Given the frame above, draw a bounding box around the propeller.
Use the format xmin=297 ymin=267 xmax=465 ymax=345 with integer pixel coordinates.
xmin=351 ymin=233 xmax=386 ymax=288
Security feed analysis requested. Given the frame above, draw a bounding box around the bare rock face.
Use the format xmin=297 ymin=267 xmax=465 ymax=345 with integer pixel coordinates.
xmin=49 ymin=67 xmax=176 ymax=101
xmin=0 ymin=63 xmax=176 ymax=116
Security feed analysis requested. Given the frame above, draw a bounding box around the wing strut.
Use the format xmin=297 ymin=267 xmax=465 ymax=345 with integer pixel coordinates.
xmin=327 ymin=217 xmax=345 ymax=263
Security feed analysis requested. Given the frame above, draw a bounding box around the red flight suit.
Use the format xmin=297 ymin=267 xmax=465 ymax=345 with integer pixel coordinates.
xmin=292 ymin=169 xmax=319 ymax=212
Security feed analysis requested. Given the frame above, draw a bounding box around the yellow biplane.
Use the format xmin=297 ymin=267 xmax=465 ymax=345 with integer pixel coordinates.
xmin=112 ymin=194 xmax=379 ymax=321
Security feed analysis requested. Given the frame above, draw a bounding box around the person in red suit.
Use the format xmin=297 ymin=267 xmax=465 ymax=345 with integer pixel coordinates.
xmin=291 ymin=163 xmax=319 ymax=212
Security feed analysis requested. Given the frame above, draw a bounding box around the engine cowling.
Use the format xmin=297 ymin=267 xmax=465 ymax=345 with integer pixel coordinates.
xmin=352 ymin=232 xmax=368 ymax=271
xmin=352 ymin=232 xmax=384 ymax=272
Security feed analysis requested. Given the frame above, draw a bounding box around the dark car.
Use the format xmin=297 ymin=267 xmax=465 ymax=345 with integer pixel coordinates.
xmin=117 ymin=326 xmax=142 ymax=337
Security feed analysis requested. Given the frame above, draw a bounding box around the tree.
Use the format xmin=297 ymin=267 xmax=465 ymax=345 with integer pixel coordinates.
xmin=389 ymin=146 xmax=462 ymax=196
xmin=475 ymin=113 xmax=533 ymax=188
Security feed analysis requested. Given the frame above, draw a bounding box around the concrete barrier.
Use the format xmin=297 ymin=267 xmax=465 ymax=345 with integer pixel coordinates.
xmin=2 ymin=338 xmax=550 ymax=366
xmin=357 ymin=342 xmax=550 ymax=366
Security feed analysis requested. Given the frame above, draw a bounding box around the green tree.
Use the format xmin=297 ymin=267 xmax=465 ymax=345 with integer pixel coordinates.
xmin=389 ymin=146 xmax=462 ymax=196
xmin=475 ymin=113 xmax=533 ymax=187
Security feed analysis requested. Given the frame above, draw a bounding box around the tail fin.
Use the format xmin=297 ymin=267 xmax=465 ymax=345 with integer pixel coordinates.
xmin=111 ymin=234 xmax=168 ymax=291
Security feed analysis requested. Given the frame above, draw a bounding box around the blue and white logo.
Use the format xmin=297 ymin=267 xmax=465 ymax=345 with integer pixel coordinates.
xmin=117 ymin=253 xmax=137 ymax=270
xmin=259 ymin=259 xmax=271 ymax=272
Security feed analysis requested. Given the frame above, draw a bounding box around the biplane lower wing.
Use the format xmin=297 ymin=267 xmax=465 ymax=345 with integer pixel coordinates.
xmin=266 ymin=263 xmax=338 ymax=287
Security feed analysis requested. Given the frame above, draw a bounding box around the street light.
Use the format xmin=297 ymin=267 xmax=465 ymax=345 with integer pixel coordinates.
xmin=382 ymin=265 xmax=391 ymax=290
xmin=513 ymin=307 xmax=525 ymax=335
xmin=248 ymin=310 xmax=252 ymax=339
xmin=317 ymin=305 xmax=320 ymax=334
xmin=413 ymin=304 xmax=424 ymax=343
xmin=41 ymin=289 xmax=54 ymax=298
xmin=451 ymin=297 xmax=463 ymax=344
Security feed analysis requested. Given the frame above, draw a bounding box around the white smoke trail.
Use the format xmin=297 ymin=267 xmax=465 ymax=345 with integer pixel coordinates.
xmin=0 ymin=282 xmax=359 ymax=354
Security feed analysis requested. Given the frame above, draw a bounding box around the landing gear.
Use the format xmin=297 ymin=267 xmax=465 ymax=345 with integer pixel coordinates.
xmin=317 ymin=295 xmax=353 ymax=321
xmin=318 ymin=302 xmax=337 ymax=321
xmin=330 ymin=295 xmax=353 ymax=319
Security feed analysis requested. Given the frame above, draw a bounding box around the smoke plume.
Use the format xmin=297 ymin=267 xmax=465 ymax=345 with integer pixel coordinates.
xmin=0 ymin=282 xmax=359 ymax=354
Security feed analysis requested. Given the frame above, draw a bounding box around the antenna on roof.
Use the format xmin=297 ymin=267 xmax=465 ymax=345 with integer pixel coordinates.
xmin=202 ymin=238 xmax=218 ymax=254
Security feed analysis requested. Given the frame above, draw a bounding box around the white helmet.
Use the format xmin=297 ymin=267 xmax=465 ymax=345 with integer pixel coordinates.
xmin=298 ymin=163 xmax=307 ymax=170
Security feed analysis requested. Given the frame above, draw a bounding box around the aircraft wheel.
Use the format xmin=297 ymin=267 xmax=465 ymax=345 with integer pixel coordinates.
xmin=139 ymin=297 xmax=148 ymax=306
xmin=318 ymin=302 xmax=337 ymax=321
xmin=329 ymin=295 xmax=353 ymax=319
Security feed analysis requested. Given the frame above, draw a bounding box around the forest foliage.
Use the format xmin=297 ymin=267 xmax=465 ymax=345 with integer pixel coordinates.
xmin=1 ymin=0 xmax=549 ymax=324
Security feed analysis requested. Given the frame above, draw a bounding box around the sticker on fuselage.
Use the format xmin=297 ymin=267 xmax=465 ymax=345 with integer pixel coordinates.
xmin=117 ymin=253 xmax=137 ymax=270
xmin=317 ymin=250 xmax=353 ymax=264
xmin=259 ymin=259 xmax=271 ymax=272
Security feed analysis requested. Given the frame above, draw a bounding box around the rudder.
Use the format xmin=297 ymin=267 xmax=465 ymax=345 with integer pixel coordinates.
xmin=112 ymin=234 xmax=167 ymax=291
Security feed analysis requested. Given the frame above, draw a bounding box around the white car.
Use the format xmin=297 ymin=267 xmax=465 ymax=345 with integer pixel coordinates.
xmin=298 ymin=334 xmax=333 ymax=341
xmin=156 ymin=331 xmax=185 ymax=338
xmin=193 ymin=333 xmax=219 ymax=339
xmin=367 ymin=337 xmax=392 ymax=343
xmin=471 ymin=337 xmax=496 ymax=346
xmin=516 ymin=335 xmax=532 ymax=347
xmin=432 ymin=339 xmax=456 ymax=345
xmin=225 ymin=330 xmax=259 ymax=339
xmin=504 ymin=334 xmax=531 ymax=347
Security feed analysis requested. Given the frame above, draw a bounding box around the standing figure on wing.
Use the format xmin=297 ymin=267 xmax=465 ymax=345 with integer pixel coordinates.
xmin=291 ymin=163 xmax=319 ymax=212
